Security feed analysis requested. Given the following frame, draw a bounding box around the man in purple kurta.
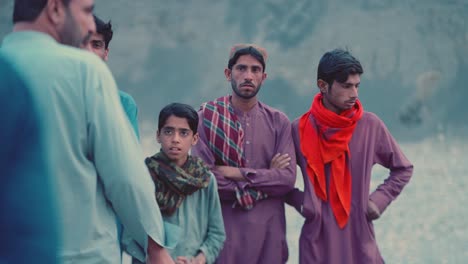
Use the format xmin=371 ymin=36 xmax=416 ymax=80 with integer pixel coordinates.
xmin=287 ymin=49 xmax=413 ymax=263
xmin=192 ymin=44 xmax=296 ymax=264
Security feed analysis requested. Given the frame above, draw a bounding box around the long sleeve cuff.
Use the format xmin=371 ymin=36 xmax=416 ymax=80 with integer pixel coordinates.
xmin=285 ymin=188 xmax=304 ymax=214
xmin=198 ymin=246 xmax=213 ymax=264
xmin=369 ymin=191 xmax=391 ymax=215
xmin=122 ymin=221 xmax=181 ymax=262
xmin=240 ymin=168 xmax=256 ymax=183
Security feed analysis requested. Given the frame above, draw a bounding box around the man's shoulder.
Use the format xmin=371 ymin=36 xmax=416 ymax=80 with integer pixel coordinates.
xmin=258 ymin=101 xmax=290 ymax=122
xmin=291 ymin=116 xmax=301 ymax=128
xmin=118 ymin=90 xmax=137 ymax=105
xmin=360 ymin=111 xmax=384 ymax=125
xmin=60 ymin=45 xmax=109 ymax=71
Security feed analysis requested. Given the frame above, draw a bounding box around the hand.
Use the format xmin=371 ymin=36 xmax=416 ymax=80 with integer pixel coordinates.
xmin=270 ymin=153 xmax=291 ymax=169
xmin=146 ymin=237 xmax=175 ymax=264
xmin=175 ymin=256 xmax=192 ymax=264
xmin=366 ymin=200 xmax=381 ymax=221
xmin=216 ymin=165 xmax=245 ymax=181
xmin=193 ymin=252 xmax=206 ymax=264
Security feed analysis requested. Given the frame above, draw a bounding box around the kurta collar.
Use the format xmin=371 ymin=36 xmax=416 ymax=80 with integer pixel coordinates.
xmin=2 ymin=31 xmax=58 ymax=48
xmin=230 ymin=95 xmax=260 ymax=118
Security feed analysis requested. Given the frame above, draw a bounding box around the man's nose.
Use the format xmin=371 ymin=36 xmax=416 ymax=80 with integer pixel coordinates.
xmin=172 ymin=133 xmax=181 ymax=142
xmin=88 ymin=17 xmax=97 ymax=34
xmin=244 ymin=69 xmax=254 ymax=81
xmin=350 ymin=85 xmax=359 ymax=97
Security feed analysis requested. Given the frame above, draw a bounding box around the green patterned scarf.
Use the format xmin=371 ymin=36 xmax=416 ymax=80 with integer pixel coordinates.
xmin=145 ymin=151 xmax=211 ymax=216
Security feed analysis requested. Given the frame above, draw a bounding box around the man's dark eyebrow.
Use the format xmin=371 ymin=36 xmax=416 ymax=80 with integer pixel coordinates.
xmin=344 ymin=82 xmax=360 ymax=86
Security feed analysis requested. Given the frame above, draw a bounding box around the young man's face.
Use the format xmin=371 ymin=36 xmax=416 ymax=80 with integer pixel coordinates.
xmin=157 ymin=115 xmax=199 ymax=167
xmin=58 ymin=0 xmax=95 ymax=48
xmin=319 ymin=73 xmax=360 ymax=114
xmin=225 ymin=54 xmax=267 ymax=101
xmin=82 ymin=33 xmax=108 ymax=61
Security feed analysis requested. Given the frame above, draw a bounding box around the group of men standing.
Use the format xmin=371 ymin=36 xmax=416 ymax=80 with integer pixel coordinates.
xmin=0 ymin=0 xmax=413 ymax=263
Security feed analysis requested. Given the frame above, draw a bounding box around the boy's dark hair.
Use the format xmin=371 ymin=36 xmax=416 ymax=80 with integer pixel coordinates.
xmin=158 ymin=103 xmax=199 ymax=134
xmin=93 ymin=15 xmax=113 ymax=49
xmin=228 ymin=47 xmax=266 ymax=72
xmin=317 ymin=49 xmax=363 ymax=87
xmin=13 ymin=0 xmax=71 ymax=23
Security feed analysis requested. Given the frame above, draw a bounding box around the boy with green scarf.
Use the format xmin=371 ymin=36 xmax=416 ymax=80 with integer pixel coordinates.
xmin=137 ymin=103 xmax=226 ymax=264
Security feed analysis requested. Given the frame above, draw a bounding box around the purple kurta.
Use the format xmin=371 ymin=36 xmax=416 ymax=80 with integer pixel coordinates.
xmin=192 ymin=100 xmax=296 ymax=264
xmin=288 ymin=111 xmax=413 ymax=264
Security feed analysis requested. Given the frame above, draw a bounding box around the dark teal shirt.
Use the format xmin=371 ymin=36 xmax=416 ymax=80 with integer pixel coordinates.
xmin=0 ymin=52 xmax=58 ymax=263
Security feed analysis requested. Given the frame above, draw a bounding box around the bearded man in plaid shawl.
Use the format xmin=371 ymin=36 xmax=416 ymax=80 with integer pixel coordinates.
xmin=192 ymin=44 xmax=297 ymax=264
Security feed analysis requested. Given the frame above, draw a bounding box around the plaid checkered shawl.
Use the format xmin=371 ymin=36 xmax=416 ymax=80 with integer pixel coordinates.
xmin=201 ymin=95 xmax=245 ymax=167
xmin=201 ymin=96 xmax=267 ymax=210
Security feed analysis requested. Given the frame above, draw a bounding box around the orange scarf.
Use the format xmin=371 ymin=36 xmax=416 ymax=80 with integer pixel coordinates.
xmin=299 ymin=93 xmax=363 ymax=228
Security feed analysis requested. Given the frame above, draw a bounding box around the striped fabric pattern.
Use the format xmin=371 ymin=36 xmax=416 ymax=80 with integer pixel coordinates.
xmin=201 ymin=96 xmax=245 ymax=167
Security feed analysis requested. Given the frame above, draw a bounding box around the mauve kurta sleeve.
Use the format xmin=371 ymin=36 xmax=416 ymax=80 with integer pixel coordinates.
xmin=239 ymin=115 xmax=297 ymax=197
xmin=369 ymin=118 xmax=414 ymax=214
xmin=198 ymin=174 xmax=226 ymax=264
xmin=192 ymin=112 xmax=240 ymax=201
xmin=85 ymin=63 xmax=178 ymax=261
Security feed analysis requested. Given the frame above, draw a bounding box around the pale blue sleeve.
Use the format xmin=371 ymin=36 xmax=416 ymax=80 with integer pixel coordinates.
xmin=84 ymin=62 xmax=178 ymax=260
xmin=198 ymin=173 xmax=226 ymax=264
xmin=119 ymin=91 xmax=140 ymax=139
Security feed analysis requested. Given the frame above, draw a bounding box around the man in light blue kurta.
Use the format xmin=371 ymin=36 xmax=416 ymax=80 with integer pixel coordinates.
xmin=82 ymin=14 xmax=141 ymax=250
xmin=1 ymin=0 xmax=177 ymax=263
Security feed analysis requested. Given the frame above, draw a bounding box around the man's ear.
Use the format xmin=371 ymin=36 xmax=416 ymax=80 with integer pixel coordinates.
xmin=156 ymin=131 xmax=161 ymax=143
xmin=192 ymin=132 xmax=199 ymax=146
xmin=317 ymin=79 xmax=328 ymax=94
xmin=224 ymin=68 xmax=232 ymax=81
xmin=103 ymin=49 xmax=109 ymax=61
xmin=46 ymin=0 xmax=66 ymax=26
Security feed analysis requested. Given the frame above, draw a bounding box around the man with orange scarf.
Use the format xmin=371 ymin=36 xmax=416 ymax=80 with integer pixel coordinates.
xmin=286 ymin=49 xmax=413 ymax=263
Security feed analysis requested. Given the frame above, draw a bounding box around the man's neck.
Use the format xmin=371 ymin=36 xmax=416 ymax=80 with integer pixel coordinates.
xmin=231 ymin=95 xmax=258 ymax=113
xmin=13 ymin=20 xmax=59 ymax=43
xmin=321 ymin=97 xmax=342 ymax=115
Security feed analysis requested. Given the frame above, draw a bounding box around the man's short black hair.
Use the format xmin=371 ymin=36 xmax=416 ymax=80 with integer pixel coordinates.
xmin=13 ymin=0 xmax=71 ymax=23
xmin=158 ymin=103 xmax=199 ymax=134
xmin=228 ymin=47 xmax=266 ymax=72
xmin=317 ymin=49 xmax=363 ymax=86
xmin=93 ymin=15 xmax=113 ymax=49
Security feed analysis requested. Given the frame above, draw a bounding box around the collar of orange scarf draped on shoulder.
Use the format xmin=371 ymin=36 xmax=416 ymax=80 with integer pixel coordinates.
xmin=299 ymin=93 xmax=363 ymax=228
xmin=145 ymin=151 xmax=211 ymax=216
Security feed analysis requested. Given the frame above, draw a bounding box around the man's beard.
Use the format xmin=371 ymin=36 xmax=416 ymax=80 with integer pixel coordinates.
xmin=59 ymin=8 xmax=84 ymax=47
xmin=231 ymin=79 xmax=262 ymax=100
